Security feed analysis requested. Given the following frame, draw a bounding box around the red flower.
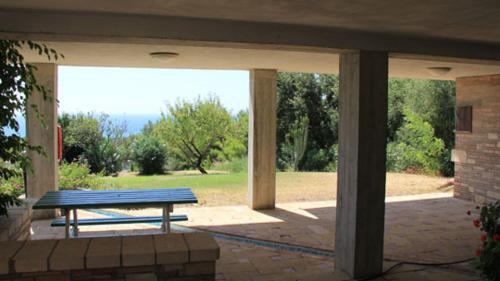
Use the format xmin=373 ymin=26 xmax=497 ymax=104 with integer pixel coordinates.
xmin=473 ymin=219 xmax=481 ymax=228
xmin=467 ymin=210 xmax=471 ymax=216
xmin=494 ymin=234 xmax=500 ymax=242
xmin=480 ymin=233 xmax=487 ymax=241
xmin=475 ymin=249 xmax=481 ymax=257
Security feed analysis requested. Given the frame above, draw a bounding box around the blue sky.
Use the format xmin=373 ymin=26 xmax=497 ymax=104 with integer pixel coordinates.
xmin=58 ymin=66 xmax=250 ymax=115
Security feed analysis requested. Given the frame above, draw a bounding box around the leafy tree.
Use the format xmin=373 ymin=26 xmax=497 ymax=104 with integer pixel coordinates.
xmin=387 ymin=111 xmax=445 ymax=174
xmin=131 ymin=135 xmax=166 ymax=175
xmin=155 ymin=96 xmax=231 ymax=174
xmin=1 ymin=40 xmax=61 ymax=216
xmin=405 ymin=80 xmax=456 ymax=175
xmin=388 ymin=78 xmax=421 ymax=141
xmin=220 ymin=110 xmax=248 ymax=161
xmin=59 ymin=113 xmax=102 ymax=163
xmin=59 ymin=113 xmax=126 ymax=175
xmin=277 ymin=73 xmax=339 ymax=171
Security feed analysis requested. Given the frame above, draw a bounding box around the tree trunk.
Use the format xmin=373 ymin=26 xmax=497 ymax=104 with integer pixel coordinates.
xmin=197 ymin=165 xmax=208 ymax=174
xmin=195 ymin=157 xmax=208 ymax=174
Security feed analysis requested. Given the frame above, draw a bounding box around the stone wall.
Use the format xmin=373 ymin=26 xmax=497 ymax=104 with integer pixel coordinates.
xmin=0 ymin=205 xmax=31 ymax=241
xmin=453 ymin=74 xmax=500 ymax=203
xmin=0 ymin=232 xmax=219 ymax=281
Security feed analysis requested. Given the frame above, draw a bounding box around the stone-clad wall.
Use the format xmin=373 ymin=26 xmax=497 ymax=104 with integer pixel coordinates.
xmin=453 ymin=74 xmax=500 ymax=203
xmin=0 ymin=232 xmax=219 ymax=281
xmin=0 ymin=206 xmax=31 ymax=242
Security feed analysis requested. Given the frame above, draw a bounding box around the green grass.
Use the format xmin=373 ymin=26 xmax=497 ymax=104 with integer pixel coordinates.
xmin=106 ymin=172 xmax=246 ymax=189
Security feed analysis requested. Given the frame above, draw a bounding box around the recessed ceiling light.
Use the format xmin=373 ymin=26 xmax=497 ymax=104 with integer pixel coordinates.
xmin=427 ymin=67 xmax=452 ymax=76
xmin=150 ymin=52 xmax=179 ymax=62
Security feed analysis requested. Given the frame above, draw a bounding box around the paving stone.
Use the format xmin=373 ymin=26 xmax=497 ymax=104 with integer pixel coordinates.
xmin=13 ymin=239 xmax=57 ymax=273
xmin=122 ymin=235 xmax=155 ymax=267
xmin=49 ymin=238 xmax=90 ymax=270
xmin=184 ymin=261 xmax=215 ymax=276
xmin=153 ymin=233 xmax=188 ymax=264
xmin=184 ymin=232 xmax=220 ymax=262
xmin=0 ymin=240 xmax=25 ymax=274
xmin=86 ymin=236 xmax=121 ymax=269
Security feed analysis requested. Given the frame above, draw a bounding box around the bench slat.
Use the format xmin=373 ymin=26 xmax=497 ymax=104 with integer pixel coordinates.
xmin=51 ymin=215 xmax=188 ymax=227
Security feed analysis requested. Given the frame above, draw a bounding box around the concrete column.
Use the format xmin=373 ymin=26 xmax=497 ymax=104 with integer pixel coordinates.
xmin=26 ymin=63 xmax=59 ymax=220
xmin=248 ymin=69 xmax=277 ymax=210
xmin=335 ymin=51 xmax=388 ymax=278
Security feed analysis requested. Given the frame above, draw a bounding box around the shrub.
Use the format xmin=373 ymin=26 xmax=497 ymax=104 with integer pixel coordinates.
xmin=0 ymin=177 xmax=24 ymax=217
xmin=131 ymin=136 xmax=166 ymax=175
xmin=59 ymin=162 xmax=104 ymax=190
xmin=386 ymin=111 xmax=445 ymax=174
xmin=213 ymin=157 xmax=248 ymax=173
xmin=470 ymin=201 xmax=500 ymax=281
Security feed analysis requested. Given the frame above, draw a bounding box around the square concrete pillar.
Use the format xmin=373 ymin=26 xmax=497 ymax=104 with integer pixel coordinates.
xmin=26 ymin=63 xmax=59 ymax=220
xmin=248 ymin=69 xmax=277 ymax=210
xmin=335 ymin=51 xmax=388 ymax=278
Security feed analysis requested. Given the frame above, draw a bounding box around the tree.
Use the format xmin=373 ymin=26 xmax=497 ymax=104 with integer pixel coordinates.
xmin=156 ymin=96 xmax=232 ymax=174
xmin=387 ymin=111 xmax=445 ymax=174
xmin=276 ymin=73 xmax=339 ymax=171
xmin=59 ymin=113 xmax=126 ymax=176
xmin=1 ymin=40 xmax=61 ymax=216
xmin=59 ymin=113 xmax=102 ymax=163
xmin=405 ymin=80 xmax=456 ymax=175
xmin=220 ymin=110 xmax=248 ymax=161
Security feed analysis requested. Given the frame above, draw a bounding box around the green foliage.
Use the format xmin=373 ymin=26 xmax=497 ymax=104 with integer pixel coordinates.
xmin=154 ymin=95 xmax=232 ymax=174
xmin=1 ymin=40 xmax=61 ymax=216
xmin=1 ymin=40 xmax=61 ymax=181
xmin=131 ymin=135 xmax=166 ymax=175
xmin=277 ymin=73 xmax=339 ymax=171
xmin=59 ymin=113 xmax=101 ymax=162
xmin=59 ymin=113 xmax=126 ymax=176
xmin=473 ymin=201 xmax=500 ymax=281
xmin=213 ymin=157 xmax=248 ymax=173
xmin=0 ymin=177 xmax=24 ymax=217
xmin=59 ymin=162 xmax=104 ymax=190
xmin=280 ymin=116 xmax=309 ymax=171
xmin=220 ymin=110 xmax=248 ymax=161
xmin=387 ymin=111 xmax=445 ymax=174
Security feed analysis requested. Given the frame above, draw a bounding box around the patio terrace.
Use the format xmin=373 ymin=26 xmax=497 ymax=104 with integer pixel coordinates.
xmin=31 ymin=193 xmax=481 ymax=280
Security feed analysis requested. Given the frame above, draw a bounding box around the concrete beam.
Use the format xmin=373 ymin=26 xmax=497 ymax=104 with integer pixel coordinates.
xmin=248 ymin=69 xmax=277 ymax=210
xmin=335 ymin=51 xmax=388 ymax=278
xmin=1 ymin=9 xmax=500 ymax=61
xmin=26 ymin=63 xmax=59 ymax=220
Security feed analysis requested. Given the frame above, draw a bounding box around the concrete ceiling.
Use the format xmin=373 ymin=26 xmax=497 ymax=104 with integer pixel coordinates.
xmin=2 ymin=0 xmax=500 ymax=45
xmin=3 ymin=1 xmax=500 ymax=79
xmin=20 ymin=41 xmax=500 ymax=80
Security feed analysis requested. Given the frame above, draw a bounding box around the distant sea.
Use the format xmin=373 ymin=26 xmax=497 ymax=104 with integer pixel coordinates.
xmin=7 ymin=114 xmax=162 ymax=137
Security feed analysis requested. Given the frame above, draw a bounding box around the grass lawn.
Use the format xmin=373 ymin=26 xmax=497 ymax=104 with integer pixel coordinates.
xmin=102 ymin=171 xmax=451 ymax=206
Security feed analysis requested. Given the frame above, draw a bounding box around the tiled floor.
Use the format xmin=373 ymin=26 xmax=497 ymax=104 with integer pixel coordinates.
xmin=31 ymin=192 xmax=482 ymax=280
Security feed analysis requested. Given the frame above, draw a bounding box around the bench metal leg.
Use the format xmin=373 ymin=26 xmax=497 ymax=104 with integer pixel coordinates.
xmin=64 ymin=209 xmax=70 ymax=239
xmin=162 ymin=205 xmax=171 ymax=233
xmin=73 ymin=209 xmax=79 ymax=237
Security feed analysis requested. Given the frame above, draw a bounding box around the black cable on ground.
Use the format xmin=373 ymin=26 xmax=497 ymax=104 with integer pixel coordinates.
xmin=355 ymin=257 xmax=475 ymax=281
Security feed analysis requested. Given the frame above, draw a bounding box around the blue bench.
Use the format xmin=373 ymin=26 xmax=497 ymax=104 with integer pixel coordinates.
xmin=51 ymin=215 xmax=188 ymax=227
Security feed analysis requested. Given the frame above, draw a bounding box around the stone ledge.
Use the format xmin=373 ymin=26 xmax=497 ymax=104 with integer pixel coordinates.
xmin=0 ymin=232 xmax=219 ymax=279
